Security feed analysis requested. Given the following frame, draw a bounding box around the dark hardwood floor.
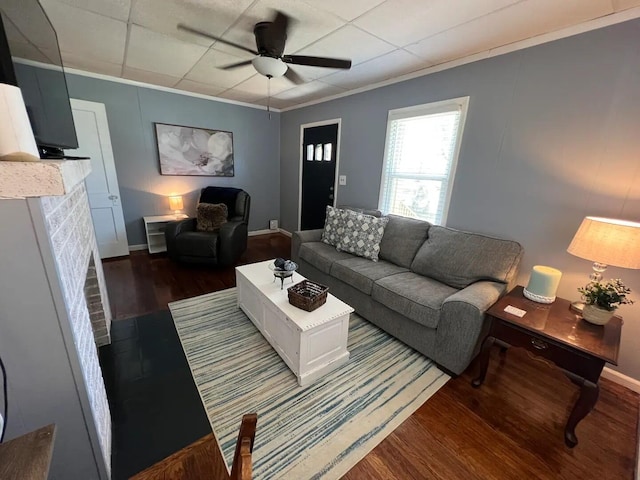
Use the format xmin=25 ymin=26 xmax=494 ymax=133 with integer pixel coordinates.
xmin=103 ymin=233 xmax=639 ymax=479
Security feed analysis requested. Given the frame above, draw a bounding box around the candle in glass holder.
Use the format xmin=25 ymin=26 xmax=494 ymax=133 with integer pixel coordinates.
xmin=524 ymin=265 xmax=562 ymax=304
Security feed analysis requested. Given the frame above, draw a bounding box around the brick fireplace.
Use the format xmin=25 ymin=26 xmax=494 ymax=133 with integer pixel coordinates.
xmin=0 ymin=160 xmax=112 ymax=478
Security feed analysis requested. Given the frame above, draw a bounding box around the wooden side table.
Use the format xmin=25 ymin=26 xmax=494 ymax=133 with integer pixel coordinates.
xmin=472 ymin=286 xmax=622 ymax=447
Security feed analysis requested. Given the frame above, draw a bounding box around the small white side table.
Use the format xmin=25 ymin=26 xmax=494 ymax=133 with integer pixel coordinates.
xmin=143 ymin=214 xmax=188 ymax=254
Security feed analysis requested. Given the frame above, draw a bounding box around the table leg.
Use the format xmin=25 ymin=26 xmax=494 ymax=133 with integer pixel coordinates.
xmin=472 ymin=336 xmax=495 ymax=388
xmin=564 ymin=373 xmax=599 ymax=447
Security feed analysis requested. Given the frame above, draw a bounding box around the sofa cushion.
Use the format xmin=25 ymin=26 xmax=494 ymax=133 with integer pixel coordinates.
xmin=298 ymin=241 xmax=353 ymax=274
xmin=372 ymin=272 xmax=458 ymax=329
xmin=175 ymin=231 xmax=218 ymax=258
xmin=411 ymin=225 xmax=523 ymax=289
xmin=339 ymin=210 xmax=389 ymax=261
xmin=196 ymin=203 xmax=228 ymax=232
xmin=330 ymin=257 xmax=408 ymax=295
xmin=379 ymin=215 xmax=431 ymax=268
xmin=321 ymin=206 xmax=346 ymax=248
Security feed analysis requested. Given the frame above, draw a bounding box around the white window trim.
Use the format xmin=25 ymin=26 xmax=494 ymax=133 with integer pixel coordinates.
xmin=378 ymin=96 xmax=470 ymax=226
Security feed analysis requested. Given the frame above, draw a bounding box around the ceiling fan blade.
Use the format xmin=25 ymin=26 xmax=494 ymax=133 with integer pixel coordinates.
xmin=284 ymin=67 xmax=305 ymax=85
xmin=282 ymin=55 xmax=352 ymax=69
xmin=219 ymin=60 xmax=254 ymax=70
xmin=270 ymin=10 xmax=290 ymax=41
xmin=177 ymin=24 xmax=258 ymax=55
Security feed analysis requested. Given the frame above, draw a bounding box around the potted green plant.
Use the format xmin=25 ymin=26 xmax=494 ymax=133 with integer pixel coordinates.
xmin=578 ymin=279 xmax=633 ymax=325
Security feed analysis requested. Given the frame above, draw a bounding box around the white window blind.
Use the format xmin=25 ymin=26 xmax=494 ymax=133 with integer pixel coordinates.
xmin=379 ymin=97 xmax=469 ymax=225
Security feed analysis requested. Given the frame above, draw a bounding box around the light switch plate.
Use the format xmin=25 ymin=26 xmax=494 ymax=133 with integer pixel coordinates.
xmin=339 ymin=175 xmax=347 ymax=186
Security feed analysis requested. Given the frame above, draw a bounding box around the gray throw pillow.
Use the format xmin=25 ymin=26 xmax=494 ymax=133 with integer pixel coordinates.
xmin=196 ymin=203 xmax=228 ymax=232
xmin=321 ymin=206 xmax=346 ymax=247
xmin=339 ymin=210 xmax=389 ymax=261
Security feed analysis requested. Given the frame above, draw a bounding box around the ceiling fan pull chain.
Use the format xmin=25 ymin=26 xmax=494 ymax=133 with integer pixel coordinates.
xmin=267 ymin=77 xmax=271 ymax=119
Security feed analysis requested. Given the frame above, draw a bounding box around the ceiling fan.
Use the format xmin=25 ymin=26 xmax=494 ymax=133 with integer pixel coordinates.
xmin=177 ymin=11 xmax=352 ymax=85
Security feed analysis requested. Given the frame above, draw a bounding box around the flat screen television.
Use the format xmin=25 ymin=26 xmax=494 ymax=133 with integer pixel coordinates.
xmin=0 ymin=0 xmax=79 ymax=158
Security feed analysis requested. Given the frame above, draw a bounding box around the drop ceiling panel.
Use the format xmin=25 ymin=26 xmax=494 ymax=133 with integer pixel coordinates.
xmin=174 ymin=79 xmax=226 ymax=97
xmin=300 ymin=0 xmax=386 ymax=21
xmin=130 ymin=0 xmax=254 ymax=47
xmin=295 ymin=25 xmax=396 ymax=67
xmin=217 ymin=0 xmax=344 ymax=56
xmin=354 ymin=0 xmax=522 ymax=47
xmin=406 ymin=0 xmax=615 ymax=65
xmin=61 ymin=50 xmax=123 ymax=77
xmin=217 ymin=88 xmax=267 ymax=104
xmin=41 ymin=0 xmax=131 ymax=22
xmin=232 ymin=73 xmax=293 ymax=96
xmin=613 ymin=0 xmax=640 ymax=10
xmin=40 ymin=1 xmax=127 ymax=64
xmin=274 ymin=80 xmax=346 ymax=101
xmin=185 ymin=49 xmax=256 ymax=88
xmin=122 ymin=67 xmax=181 ymax=88
xmin=322 ymin=49 xmax=428 ymax=89
xmin=126 ymin=25 xmax=208 ymax=77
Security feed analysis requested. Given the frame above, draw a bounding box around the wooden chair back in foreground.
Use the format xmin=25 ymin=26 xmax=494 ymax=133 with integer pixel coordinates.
xmin=230 ymin=413 xmax=258 ymax=480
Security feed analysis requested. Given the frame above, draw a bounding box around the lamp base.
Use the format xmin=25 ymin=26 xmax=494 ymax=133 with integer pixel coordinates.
xmin=523 ymin=288 xmax=555 ymax=304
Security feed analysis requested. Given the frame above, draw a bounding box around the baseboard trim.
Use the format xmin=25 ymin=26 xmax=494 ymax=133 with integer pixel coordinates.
xmin=129 ymin=244 xmax=147 ymax=252
xmin=602 ymin=367 xmax=640 ymax=393
xmin=248 ymin=229 xmax=273 ymax=237
xmin=278 ymin=228 xmax=292 ymax=237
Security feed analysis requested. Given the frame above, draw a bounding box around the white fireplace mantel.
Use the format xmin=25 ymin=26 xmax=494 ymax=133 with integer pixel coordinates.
xmin=0 ymin=159 xmax=92 ymax=199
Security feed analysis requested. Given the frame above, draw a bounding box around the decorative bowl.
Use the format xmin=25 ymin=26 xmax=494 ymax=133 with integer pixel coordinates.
xmin=268 ymin=261 xmax=298 ymax=289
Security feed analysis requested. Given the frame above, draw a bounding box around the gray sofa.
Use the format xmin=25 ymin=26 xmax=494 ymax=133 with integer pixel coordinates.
xmin=292 ymin=214 xmax=524 ymax=375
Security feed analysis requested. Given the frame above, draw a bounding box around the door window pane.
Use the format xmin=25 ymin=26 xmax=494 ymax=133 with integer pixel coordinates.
xmin=306 ymin=144 xmax=314 ymax=161
xmin=323 ymin=143 xmax=332 ymax=161
xmin=315 ymin=144 xmax=323 ymax=161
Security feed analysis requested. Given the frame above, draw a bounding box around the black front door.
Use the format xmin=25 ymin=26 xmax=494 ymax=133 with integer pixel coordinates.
xmin=301 ymin=122 xmax=339 ymax=230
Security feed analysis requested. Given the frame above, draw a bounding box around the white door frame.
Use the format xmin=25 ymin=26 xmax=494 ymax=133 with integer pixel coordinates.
xmin=70 ymin=98 xmax=129 ymax=258
xmin=298 ymin=118 xmax=342 ymax=231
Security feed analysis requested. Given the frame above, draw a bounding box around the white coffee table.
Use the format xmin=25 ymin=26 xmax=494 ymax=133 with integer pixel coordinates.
xmin=236 ymin=260 xmax=354 ymax=386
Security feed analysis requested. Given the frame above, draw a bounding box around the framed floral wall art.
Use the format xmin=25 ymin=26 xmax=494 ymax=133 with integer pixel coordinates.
xmin=154 ymin=122 xmax=234 ymax=176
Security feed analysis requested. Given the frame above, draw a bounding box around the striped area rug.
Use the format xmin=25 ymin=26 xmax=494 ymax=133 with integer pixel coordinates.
xmin=169 ymin=288 xmax=449 ymax=479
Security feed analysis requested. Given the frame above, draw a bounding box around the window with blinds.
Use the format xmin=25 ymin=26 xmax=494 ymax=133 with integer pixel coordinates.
xmin=378 ymin=97 xmax=469 ymax=225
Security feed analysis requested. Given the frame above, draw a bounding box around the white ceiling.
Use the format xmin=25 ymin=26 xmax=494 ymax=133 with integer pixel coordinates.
xmin=4 ymin=0 xmax=640 ymax=110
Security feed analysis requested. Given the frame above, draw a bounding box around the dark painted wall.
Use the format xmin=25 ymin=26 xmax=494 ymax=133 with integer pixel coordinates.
xmin=280 ymin=19 xmax=640 ymax=380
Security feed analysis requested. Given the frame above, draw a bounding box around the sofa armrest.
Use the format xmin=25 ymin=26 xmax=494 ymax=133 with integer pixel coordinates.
xmin=291 ymin=229 xmax=323 ymax=263
xmin=165 ymin=218 xmax=197 ymax=259
xmin=218 ymin=220 xmax=248 ymax=267
xmin=434 ymin=281 xmax=507 ymax=375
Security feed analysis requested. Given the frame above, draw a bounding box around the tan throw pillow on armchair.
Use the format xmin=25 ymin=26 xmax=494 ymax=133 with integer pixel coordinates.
xmin=196 ymin=203 xmax=228 ymax=232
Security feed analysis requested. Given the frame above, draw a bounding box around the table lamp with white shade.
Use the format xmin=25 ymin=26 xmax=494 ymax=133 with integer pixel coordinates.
xmin=567 ymin=216 xmax=640 ymax=311
xmin=168 ymin=195 xmax=184 ymax=218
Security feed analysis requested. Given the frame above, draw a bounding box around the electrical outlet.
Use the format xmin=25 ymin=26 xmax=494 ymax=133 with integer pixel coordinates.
xmin=339 ymin=175 xmax=347 ymax=186
xmin=269 ymin=219 xmax=278 ymax=230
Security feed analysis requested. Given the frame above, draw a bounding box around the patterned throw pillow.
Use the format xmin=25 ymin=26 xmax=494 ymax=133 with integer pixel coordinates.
xmin=321 ymin=206 xmax=346 ymax=247
xmin=196 ymin=203 xmax=228 ymax=232
xmin=340 ymin=210 xmax=389 ymax=261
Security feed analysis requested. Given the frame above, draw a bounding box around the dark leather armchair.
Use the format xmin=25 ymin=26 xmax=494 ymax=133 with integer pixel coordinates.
xmin=165 ymin=187 xmax=250 ymax=266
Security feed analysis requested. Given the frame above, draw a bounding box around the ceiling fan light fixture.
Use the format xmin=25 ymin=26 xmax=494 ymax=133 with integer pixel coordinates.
xmin=252 ymin=56 xmax=288 ymax=78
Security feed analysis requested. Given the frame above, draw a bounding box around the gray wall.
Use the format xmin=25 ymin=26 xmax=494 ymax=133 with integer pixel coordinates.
xmin=280 ymin=20 xmax=640 ymax=380
xmin=17 ymin=63 xmax=281 ymax=246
